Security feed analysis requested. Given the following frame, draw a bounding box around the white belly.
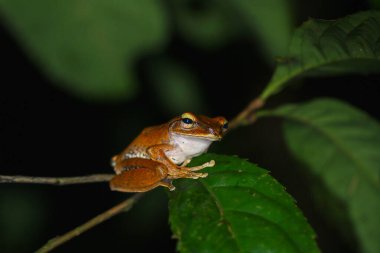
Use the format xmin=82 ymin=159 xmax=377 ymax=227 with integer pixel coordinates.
xmin=165 ymin=134 xmax=213 ymax=165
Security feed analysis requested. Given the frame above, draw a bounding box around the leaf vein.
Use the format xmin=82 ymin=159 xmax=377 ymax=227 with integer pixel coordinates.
xmin=199 ymin=180 xmax=242 ymax=253
xmin=275 ymin=113 xmax=379 ymax=190
xmin=225 ymin=209 xmax=303 ymax=253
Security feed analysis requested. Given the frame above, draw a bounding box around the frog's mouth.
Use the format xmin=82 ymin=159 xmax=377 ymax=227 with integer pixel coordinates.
xmin=201 ymin=135 xmax=222 ymax=141
xmin=175 ymin=133 xmax=222 ymax=141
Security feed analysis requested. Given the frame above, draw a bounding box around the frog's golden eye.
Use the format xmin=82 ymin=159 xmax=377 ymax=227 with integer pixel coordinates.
xmin=181 ymin=118 xmax=194 ymax=129
xmin=182 ymin=118 xmax=193 ymax=124
xmin=181 ymin=113 xmax=196 ymax=128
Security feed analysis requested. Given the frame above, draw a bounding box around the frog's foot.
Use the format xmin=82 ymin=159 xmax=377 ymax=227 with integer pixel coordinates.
xmin=187 ymin=160 xmax=215 ymax=171
xmin=189 ymin=172 xmax=208 ymax=179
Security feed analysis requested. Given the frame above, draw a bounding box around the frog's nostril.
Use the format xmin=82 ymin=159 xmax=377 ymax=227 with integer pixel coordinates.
xmin=208 ymin=127 xmax=223 ymax=139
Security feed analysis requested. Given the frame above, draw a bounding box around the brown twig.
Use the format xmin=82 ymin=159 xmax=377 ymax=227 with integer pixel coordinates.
xmin=0 ymin=174 xmax=113 ymax=185
xmin=35 ymin=193 xmax=144 ymax=253
xmin=229 ymin=97 xmax=265 ymax=130
xmin=1 ymin=95 xmax=265 ymax=187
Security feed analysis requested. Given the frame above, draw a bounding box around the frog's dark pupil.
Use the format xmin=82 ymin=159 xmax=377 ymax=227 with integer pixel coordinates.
xmin=223 ymin=122 xmax=229 ymax=129
xmin=182 ymin=118 xmax=193 ymax=124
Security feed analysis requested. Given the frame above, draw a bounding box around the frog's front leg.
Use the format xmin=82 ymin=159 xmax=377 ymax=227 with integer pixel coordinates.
xmin=181 ymin=158 xmax=192 ymax=167
xmin=147 ymin=144 xmax=213 ymax=179
xmin=186 ymin=160 xmax=215 ymax=171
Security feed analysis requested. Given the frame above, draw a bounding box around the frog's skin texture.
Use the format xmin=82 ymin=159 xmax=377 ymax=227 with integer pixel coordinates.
xmin=109 ymin=112 xmax=228 ymax=192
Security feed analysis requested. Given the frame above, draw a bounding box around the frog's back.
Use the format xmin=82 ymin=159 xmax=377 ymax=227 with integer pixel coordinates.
xmin=122 ymin=124 xmax=169 ymax=159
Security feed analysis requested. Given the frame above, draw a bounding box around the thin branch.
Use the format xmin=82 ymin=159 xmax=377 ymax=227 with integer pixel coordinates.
xmin=35 ymin=193 xmax=144 ymax=253
xmin=1 ymin=96 xmax=265 ymax=187
xmin=229 ymin=97 xmax=265 ymax=130
xmin=0 ymin=174 xmax=113 ymax=185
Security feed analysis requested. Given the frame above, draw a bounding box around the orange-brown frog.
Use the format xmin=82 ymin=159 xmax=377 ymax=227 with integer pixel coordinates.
xmin=110 ymin=112 xmax=228 ymax=192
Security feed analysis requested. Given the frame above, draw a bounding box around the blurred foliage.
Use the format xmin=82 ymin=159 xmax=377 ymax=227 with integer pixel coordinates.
xmin=0 ymin=0 xmax=294 ymax=102
xmin=170 ymin=0 xmax=242 ymax=50
xmin=0 ymin=189 xmax=47 ymax=252
xmin=0 ymin=0 xmax=168 ymax=101
xmin=369 ymin=0 xmax=380 ymax=9
xmin=169 ymin=154 xmax=319 ymax=253
xmin=147 ymin=58 xmax=204 ymax=114
xmin=170 ymin=0 xmax=293 ymax=60
xmin=231 ymin=0 xmax=293 ymax=59
xmin=263 ymin=99 xmax=380 ymax=253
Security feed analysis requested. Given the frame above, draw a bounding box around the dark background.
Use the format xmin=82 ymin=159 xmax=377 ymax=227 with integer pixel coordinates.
xmin=1 ymin=0 xmax=379 ymax=252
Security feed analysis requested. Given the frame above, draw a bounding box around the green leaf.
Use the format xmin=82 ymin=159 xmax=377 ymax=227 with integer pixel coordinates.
xmin=169 ymin=154 xmax=320 ymax=253
xmin=261 ymin=11 xmax=380 ymax=100
xmin=263 ymin=98 xmax=380 ymax=253
xmin=0 ymin=0 xmax=168 ymax=101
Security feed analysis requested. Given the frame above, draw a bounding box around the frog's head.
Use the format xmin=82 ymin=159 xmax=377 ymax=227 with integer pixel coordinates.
xmin=170 ymin=112 xmax=228 ymax=141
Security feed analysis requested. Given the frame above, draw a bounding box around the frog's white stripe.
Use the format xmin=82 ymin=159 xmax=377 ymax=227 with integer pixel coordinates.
xmin=124 ymin=151 xmax=149 ymax=159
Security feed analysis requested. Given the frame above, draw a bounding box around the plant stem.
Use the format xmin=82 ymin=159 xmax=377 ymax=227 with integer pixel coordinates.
xmin=229 ymin=97 xmax=265 ymax=130
xmin=35 ymin=193 xmax=144 ymax=253
xmin=0 ymin=174 xmax=114 ymax=185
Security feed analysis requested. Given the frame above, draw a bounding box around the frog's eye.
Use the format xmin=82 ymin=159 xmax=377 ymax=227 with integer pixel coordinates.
xmin=221 ymin=121 xmax=229 ymax=132
xmin=181 ymin=118 xmax=194 ymax=129
xmin=181 ymin=113 xmax=196 ymax=128
xmin=182 ymin=118 xmax=193 ymax=124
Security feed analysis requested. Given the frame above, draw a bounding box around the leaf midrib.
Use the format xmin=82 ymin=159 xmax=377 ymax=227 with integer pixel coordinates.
xmin=199 ymin=180 xmax=241 ymax=253
xmin=262 ymin=56 xmax=379 ymax=99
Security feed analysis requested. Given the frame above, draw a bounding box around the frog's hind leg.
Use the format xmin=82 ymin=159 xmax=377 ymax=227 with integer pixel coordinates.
xmin=110 ymin=158 xmax=171 ymax=192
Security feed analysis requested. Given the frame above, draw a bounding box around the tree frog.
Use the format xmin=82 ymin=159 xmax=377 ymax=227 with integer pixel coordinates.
xmin=110 ymin=112 xmax=228 ymax=192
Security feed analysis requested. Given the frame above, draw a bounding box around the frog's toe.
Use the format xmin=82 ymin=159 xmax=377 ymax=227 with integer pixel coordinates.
xmin=187 ymin=160 xmax=215 ymax=171
xmin=190 ymin=172 xmax=208 ymax=179
xmin=206 ymin=160 xmax=215 ymax=167
xmin=199 ymin=172 xmax=208 ymax=178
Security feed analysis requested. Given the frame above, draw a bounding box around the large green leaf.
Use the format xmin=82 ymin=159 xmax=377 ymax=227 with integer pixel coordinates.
xmin=262 ymin=98 xmax=380 ymax=253
xmin=169 ymin=154 xmax=319 ymax=253
xmin=0 ymin=0 xmax=168 ymax=101
xmin=261 ymin=11 xmax=380 ymax=100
